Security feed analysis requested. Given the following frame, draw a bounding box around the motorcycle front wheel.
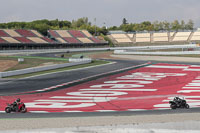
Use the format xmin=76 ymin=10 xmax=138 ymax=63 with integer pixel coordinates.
xmin=185 ymin=104 xmax=190 ymax=109
xmin=5 ymin=107 xmax=11 ymax=113
xmin=20 ymin=106 xmax=27 ymax=113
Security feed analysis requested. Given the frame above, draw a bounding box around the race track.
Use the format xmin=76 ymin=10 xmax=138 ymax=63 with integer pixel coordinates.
xmin=1 ymin=56 xmax=200 ymax=118
xmin=0 ymin=59 xmax=146 ymax=95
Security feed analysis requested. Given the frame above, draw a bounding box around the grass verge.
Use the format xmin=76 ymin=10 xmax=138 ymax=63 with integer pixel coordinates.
xmin=5 ymin=60 xmax=110 ymax=79
xmin=0 ymin=56 xmax=68 ymax=71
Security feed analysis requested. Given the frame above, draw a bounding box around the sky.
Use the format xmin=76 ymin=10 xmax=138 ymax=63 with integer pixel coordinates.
xmin=0 ymin=0 xmax=200 ymax=27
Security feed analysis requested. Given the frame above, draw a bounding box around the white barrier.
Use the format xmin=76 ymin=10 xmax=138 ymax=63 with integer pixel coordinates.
xmin=114 ymin=50 xmax=200 ymax=55
xmin=69 ymin=58 xmax=92 ymax=62
xmin=0 ymin=60 xmax=91 ymax=78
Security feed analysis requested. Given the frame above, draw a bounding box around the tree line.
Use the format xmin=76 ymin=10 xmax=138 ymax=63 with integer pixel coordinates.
xmin=0 ymin=17 xmax=195 ymax=36
xmin=0 ymin=17 xmax=107 ymax=36
xmin=110 ymin=18 xmax=194 ymax=32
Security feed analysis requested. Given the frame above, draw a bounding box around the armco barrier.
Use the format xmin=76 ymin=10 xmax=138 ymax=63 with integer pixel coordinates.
xmin=0 ymin=60 xmax=91 ymax=78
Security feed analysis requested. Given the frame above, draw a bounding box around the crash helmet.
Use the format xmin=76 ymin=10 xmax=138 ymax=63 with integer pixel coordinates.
xmin=16 ymin=98 xmax=21 ymax=102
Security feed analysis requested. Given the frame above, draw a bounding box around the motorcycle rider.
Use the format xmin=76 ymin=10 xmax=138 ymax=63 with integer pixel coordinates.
xmin=13 ymin=98 xmax=21 ymax=112
xmin=173 ymin=97 xmax=182 ymax=106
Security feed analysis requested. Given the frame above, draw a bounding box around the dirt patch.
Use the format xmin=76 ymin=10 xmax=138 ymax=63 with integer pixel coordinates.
xmin=0 ymin=60 xmax=18 ymax=72
xmin=38 ymin=62 xmax=64 ymax=67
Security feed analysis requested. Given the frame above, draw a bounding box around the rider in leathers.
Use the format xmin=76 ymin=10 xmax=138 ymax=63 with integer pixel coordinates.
xmin=13 ymin=98 xmax=21 ymax=112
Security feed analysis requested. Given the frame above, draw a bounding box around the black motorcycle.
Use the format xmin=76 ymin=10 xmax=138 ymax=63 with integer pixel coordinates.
xmin=169 ymin=98 xmax=189 ymax=109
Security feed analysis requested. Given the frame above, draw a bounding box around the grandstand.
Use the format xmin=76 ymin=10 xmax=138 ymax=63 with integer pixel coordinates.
xmin=108 ymin=30 xmax=200 ymax=46
xmin=0 ymin=29 xmax=107 ymax=49
xmin=153 ymin=32 xmax=168 ymax=42
xmin=190 ymin=31 xmax=200 ymax=41
xmin=109 ymin=33 xmax=132 ymax=44
xmin=172 ymin=32 xmax=191 ymax=42
xmin=0 ymin=29 xmax=54 ymax=44
xmin=48 ymin=30 xmax=105 ymax=45
xmin=136 ymin=33 xmax=151 ymax=43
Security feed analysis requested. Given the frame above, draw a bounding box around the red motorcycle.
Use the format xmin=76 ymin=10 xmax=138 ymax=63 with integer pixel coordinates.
xmin=5 ymin=102 xmax=27 ymax=113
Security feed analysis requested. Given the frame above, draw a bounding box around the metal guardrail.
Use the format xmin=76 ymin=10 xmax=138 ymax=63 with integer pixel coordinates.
xmin=0 ymin=60 xmax=91 ymax=78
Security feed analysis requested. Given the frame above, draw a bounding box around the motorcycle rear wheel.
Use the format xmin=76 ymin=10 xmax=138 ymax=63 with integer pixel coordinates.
xmin=5 ymin=107 xmax=11 ymax=113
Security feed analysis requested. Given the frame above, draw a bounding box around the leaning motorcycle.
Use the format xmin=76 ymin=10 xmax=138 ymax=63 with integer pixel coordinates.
xmin=5 ymin=102 xmax=27 ymax=113
xmin=169 ymin=99 xmax=189 ymax=109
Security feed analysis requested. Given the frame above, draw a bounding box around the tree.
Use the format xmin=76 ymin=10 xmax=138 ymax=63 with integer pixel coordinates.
xmin=122 ymin=18 xmax=128 ymax=25
xmin=180 ymin=20 xmax=185 ymax=30
xmin=171 ymin=20 xmax=181 ymax=31
xmin=72 ymin=17 xmax=91 ymax=28
xmin=153 ymin=21 xmax=160 ymax=31
xmin=163 ymin=21 xmax=170 ymax=31
xmin=185 ymin=19 xmax=194 ymax=30
xmin=33 ymin=23 xmax=50 ymax=36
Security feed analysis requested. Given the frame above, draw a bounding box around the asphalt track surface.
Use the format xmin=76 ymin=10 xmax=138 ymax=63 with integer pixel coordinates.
xmin=1 ymin=52 xmax=200 ymax=118
xmin=0 ymin=59 xmax=146 ymax=95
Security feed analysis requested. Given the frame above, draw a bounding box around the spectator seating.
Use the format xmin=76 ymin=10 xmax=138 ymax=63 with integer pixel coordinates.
xmin=63 ymin=37 xmax=80 ymax=43
xmin=127 ymin=34 xmax=134 ymax=38
xmin=170 ymin=32 xmax=175 ymax=37
xmin=68 ymin=30 xmax=86 ymax=38
xmin=136 ymin=33 xmax=151 ymax=43
xmin=48 ymin=30 xmax=105 ymax=44
xmin=108 ymin=31 xmax=200 ymax=45
xmin=0 ymin=29 xmax=55 ymax=44
xmin=90 ymin=37 xmax=102 ymax=43
xmin=153 ymin=32 xmax=168 ymax=42
xmin=14 ymin=37 xmax=33 ymax=43
xmin=27 ymin=37 xmax=48 ymax=43
xmin=191 ymin=31 xmax=200 ymax=41
xmin=172 ymin=32 xmax=191 ymax=42
xmin=0 ymin=38 xmax=7 ymax=43
xmin=15 ymin=29 xmax=37 ymax=37
xmin=0 ymin=30 xmax=9 ymax=37
xmin=4 ymin=29 xmax=21 ymax=37
xmin=1 ymin=37 xmax=20 ymax=43
xmin=110 ymin=34 xmax=132 ymax=43
xmin=31 ymin=30 xmax=43 ymax=37
xmin=82 ymin=30 xmax=93 ymax=37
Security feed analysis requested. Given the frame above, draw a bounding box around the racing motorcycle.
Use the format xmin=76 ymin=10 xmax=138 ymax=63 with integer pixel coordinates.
xmin=169 ymin=98 xmax=189 ymax=109
xmin=5 ymin=102 xmax=27 ymax=113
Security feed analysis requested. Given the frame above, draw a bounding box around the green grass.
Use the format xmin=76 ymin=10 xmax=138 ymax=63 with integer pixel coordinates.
xmin=5 ymin=60 xmax=110 ymax=79
xmin=57 ymin=51 xmax=113 ymax=58
xmin=0 ymin=56 xmax=68 ymax=72
xmin=9 ymin=56 xmax=69 ymax=61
